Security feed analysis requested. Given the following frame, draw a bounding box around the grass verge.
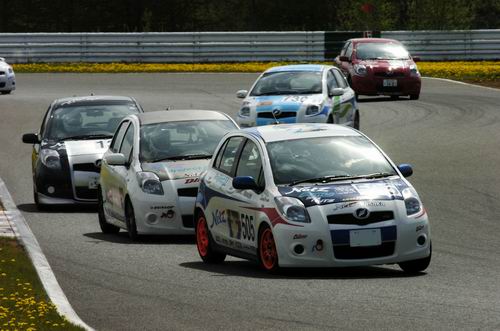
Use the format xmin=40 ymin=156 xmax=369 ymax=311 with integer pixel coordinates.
xmin=11 ymin=61 xmax=500 ymax=88
xmin=0 ymin=238 xmax=83 ymax=330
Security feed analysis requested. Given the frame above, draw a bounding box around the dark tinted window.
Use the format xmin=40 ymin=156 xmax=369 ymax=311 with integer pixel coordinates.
xmin=236 ymin=140 xmax=264 ymax=186
xmin=356 ymin=43 xmax=410 ymax=60
xmin=345 ymin=42 xmax=354 ymax=58
xmin=119 ymin=124 xmax=134 ymax=160
xmin=333 ymin=70 xmax=348 ymax=88
xmin=217 ymin=136 xmax=244 ymax=175
xmin=327 ymin=70 xmax=339 ymax=91
xmin=110 ymin=121 xmax=129 ymax=153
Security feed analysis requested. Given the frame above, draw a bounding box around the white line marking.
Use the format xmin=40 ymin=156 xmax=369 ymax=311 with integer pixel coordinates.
xmin=0 ymin=177 xmax=94 ymax=331
xmin=422 ymin=77 xmax=500 ymax=92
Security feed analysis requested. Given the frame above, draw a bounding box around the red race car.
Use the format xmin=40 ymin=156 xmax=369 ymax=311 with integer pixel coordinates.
xmin=335 ymin=38 xmax=421 ymax=100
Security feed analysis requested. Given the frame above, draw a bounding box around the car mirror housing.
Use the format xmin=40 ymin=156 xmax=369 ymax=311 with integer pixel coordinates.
xmin=398 ymin=164 xmax=413 ymax=178
xmin=233 ymin=176 xmax=260 ymax=191
xmin=236 ymin=90 xmax=248 ymax=99
xmin=22 ymin=133 xmax=40 ymax=144
xmin=329 ymin=88 xmax=344 ymax=97
xmin=104 ymin=153 xmax=127 ymax=166
xmin=412 ymin=56 xmax=421 ymax=62
xmin=339 ymin=55 xmax=350 ymax=62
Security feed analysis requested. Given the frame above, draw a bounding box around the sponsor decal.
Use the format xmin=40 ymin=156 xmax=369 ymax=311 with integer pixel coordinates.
xmin=210 ymin=209 xmax=227 ymax=228
xmin=332 ymin=201 xmax=358 ymax=211
xmin=242 ymin=190 xmax=253 ymax=199
xmin=293 ymin=234 xmax=308 ymax=240
xmin=416 ymin=224 xmax=424 ymax=232
xmin=161 ymin=210 xmax=175 ymax=219
xmin=257 ymin=101 xmax=273 ymax=106
xmin=185 ymin=177 xmax=200 ymax=184
xmin=281 ymin=95 xmax=310 ymax=103
xmin=151 ymin=205 xmax=174 ymax=210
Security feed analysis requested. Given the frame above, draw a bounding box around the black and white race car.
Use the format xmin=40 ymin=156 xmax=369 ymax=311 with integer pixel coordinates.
xmin=22 ymin=95 xmax=143 ymax=209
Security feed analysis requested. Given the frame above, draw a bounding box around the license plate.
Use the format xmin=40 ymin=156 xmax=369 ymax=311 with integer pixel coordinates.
xmin=349 ymin=229 xmax=381 ymax=247
xmin=88 ymin=178 xmax=99 ymax=189
xmin=383 ymin=79 xmax=397 ymax=87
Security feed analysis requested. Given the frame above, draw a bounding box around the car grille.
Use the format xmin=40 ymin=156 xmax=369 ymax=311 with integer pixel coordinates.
xmin=182 ymin=215 xmax=194 ymax=228
xmin=0 ymin=71 xmax=5 ymax=75
xmin=374 ymin=71 xmax=405 ymax=78
xmin=177 ymin=187 xmax=198 ymax=197
xmin=257 ymin=111 xmax=296 ymax=119
xmin=327 ymin=211 xmax=394 ymax=225
xmin=73 ymin=163 xmax=100 ymax=173
xmin=0 ymin=83 xmax=5 ymax=88
xmin=75 ymin=187 xmax=98 ymax=200
xmin=333 ymin=242 xmax=395 ymax=259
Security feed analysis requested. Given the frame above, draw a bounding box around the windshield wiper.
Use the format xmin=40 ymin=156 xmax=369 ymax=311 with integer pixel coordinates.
xmin=60 ymin=134 xmax=113 ymax=141
xmin=288 ymin=172 xmax=396 ymax=186
xmin=151 ymin=154 xmax=212 ymax=162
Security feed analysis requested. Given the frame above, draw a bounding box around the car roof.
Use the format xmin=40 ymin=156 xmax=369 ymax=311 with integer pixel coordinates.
xmin=137 ymin=110 xmax=232 ymax=126
xmin=349 ymin=38 xmax=401 ymax=44
xmin=243 ymin=124 xmax=361 ymax=143
xmin=53 ymin=95 xmax=136 ymax=108
xmin=265 ymin=64 xmax=326 ymax=73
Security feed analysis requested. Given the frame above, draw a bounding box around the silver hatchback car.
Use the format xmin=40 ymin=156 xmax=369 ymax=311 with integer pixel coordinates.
xmin=0 ymin=58 xmax=16 ymax=94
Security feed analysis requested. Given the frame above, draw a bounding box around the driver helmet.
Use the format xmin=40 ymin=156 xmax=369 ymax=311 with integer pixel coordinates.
xmin=61 ymin=110 xmax=83 ymax=133
xmin=150 ymin=129 xmax=171 ymax=152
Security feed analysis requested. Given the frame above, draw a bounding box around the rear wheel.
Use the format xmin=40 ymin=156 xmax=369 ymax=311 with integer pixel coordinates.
xmin=125 ymin=200 xmax=139 ymax=240
xmin=399 ymin=243 xmax=432 ymax=274
xmin=98 ymin=187 xmax=120 ymax=234
xmin=196 ymin=213 xmax=226 ymax=263
xmin=410 ymin=94 xmax=420 ymax=100
xmin=258 ymin=225 xmax=279 ymax=272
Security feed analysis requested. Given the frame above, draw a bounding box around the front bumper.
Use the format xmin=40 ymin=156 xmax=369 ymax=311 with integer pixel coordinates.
xmin=352 ymin=74 xmax=421 ymax=96
xmin=0 ymin=74 xmax=16 ymax=92
xmin=273 ymin=210 xmax=430 ymax=268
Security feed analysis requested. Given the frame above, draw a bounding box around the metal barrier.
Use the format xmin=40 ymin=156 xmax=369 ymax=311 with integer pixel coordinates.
xmin=0 ymin=30 xmax=498 ymax=63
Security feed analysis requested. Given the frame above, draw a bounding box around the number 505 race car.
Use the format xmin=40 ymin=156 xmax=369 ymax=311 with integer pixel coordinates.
xmin=194 ymin=124 xmax=431 ymax=273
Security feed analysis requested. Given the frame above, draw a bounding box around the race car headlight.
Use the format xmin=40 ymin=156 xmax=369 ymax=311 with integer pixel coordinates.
xmin=40 ymin=149 xmax=61 ymax=170
xmin=409 ymin=64 xmax=420 ymax=77
xmin=8 ymin=68 xmax=13 ymax=74
xmin=275 ymin=197 xmax=311 ymax=223
xmin=239 ymin=107 xmax=250 ymax=117
xmin=137 ymin=172 xmax=164 ymax=195
xmin=402 ymin=188 xmax=422 ymax=216
xmin=354 ymin=64 xmax=368 ymax=76
xmin=305 ymin=105 xmax=320 ymax=116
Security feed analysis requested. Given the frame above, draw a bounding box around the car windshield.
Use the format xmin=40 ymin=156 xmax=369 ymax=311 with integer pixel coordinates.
xmin=356 ymin=43 xmax=410 ymax=60
xmin=45 ymin=101 xmax=139 ymax=140
xmin=250 ymin=71 xmax=323 ymax=96
xmin=267 ymin=136 xmax=397 ymax=185
xmin=140 ymin=120 xmax=237 ymax=163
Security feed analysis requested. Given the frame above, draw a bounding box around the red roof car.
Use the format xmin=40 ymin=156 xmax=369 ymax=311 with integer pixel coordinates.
xmin=335 ymin=38 xmax=421 ymax=100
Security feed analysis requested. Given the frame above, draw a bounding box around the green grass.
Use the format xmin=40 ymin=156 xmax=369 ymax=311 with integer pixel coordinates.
xmin=0 ymin=238 xmax=84 ymax=330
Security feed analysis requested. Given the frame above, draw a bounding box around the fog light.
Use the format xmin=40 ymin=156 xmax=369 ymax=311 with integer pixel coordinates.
xmin=146 ymin=213 xmax=157 ymax=224
xmin=417 ymin=235 xmax=426 ymax=246
xmin=47 ymin=186 xmax=55 ymax=194
xmin=293 ymin=244 xmax=305 ymax=255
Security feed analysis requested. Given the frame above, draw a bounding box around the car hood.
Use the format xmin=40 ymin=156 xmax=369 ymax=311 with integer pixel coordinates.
xmin=42 ymin=139 xmax=111 ymax=156
xmin=141 ymin=159 xmax=209 ymax=181
xmin=356 ymin=59 xmax=414 ymax=70
xmin=278 ymin=178 xmax=409 ymax=207
xmin=246 ymin=94 xmax=324 ymax=112
xmin=0 ymin=63 xmax=11 ymax=71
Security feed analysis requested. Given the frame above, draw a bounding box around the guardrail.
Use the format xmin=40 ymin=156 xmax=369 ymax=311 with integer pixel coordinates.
xmin=0 ymin=30 xmax=498 ymax=63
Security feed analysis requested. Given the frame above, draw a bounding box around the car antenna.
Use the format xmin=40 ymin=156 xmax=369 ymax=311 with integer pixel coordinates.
xmin=165 ymin=106 xmax=171 ymax=111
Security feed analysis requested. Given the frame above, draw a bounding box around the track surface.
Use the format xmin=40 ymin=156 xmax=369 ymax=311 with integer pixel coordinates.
xmin=1 ymin=74 xmax=499 ymax=330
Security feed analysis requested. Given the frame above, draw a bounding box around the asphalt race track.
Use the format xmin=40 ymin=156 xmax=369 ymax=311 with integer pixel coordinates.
xmin=1 ymin=74 xmax=499 ymax=330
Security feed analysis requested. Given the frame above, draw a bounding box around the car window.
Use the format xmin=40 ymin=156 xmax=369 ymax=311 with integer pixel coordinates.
xmin=356 ymin=43 xmax=410 ymax=60
xmin=213 ymin=139 xmax=228 ymax=169
xmin=217 ymin=136 xmax=244 ymax=176
xmin=250 ymin=71 xmax=322 ymax=96
xmin=346 ymin=42 xmax=353 ymax=58
xmin=340 ymin=42 xmax=349 ymax=56
xmin=119 ymin=123 xmax=134 ymax=161
xmin=39 ymin=105 xmax=52 ymax=136
xmin=236 ymin=140 xmax=264 ymax=186
xmin=333 ymin=69 xmax=348 ymax=88
xmin=327 ymin=70 xmax=339 ymax=91
xmin=110 ymin=121 xmax=129 ymax=153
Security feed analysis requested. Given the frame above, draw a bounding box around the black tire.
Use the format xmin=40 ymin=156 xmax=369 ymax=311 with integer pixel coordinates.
xmin=399 ymin=243 xmax=432 ymax=274
xmin=195 ymin=212 xmax=226 ymax=263
xmin=355 ymin=93 xmax=359 ymax=101
xmin=1 ymin=91 xmax=11 ymax=95
xmin=327 ymin=114 xmax=334 ymax=124
xmin=97 ymin=187 xmax=120 ymax=234
xmin=410 ymin=94 xmax=420 ymax=100
xmin=125 ymin=199 xmax=139 ymax=240
xmin=33 ymin=184 xmax=48 ymax=211
xmin=390 ymin=95 xmax=399 ymax=100
xmin=258 ymin=224 xmax=279 ymax=272
xmin=353 ymin=111 xmax=360 ymax=130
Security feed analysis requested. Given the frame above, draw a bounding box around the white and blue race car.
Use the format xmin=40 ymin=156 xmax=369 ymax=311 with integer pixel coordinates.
xmin=194 ymin=124 xmax=431 ymax=273
xmin=236 ymin=64 xmax=359 ymax=129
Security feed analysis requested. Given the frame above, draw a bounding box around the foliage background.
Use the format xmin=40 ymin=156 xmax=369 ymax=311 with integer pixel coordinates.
xmin=1 ymin=0 xmax=498 ymax=33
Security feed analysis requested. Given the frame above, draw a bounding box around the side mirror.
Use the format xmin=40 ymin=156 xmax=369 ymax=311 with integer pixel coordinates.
xmin=236 ymin=90 xmax=248 ymax=99
xmin=104 ymin=153 xmax=127 ymax=166
xmin=339 ymin=56 xmax=350 ymax=62
xmin=22 ymin=133 xmax=40 ymax=144
xmin=398 ymin=164 xmax=413 ymax=178
xmin=329 ymin=88 xmax=344 ymax=97
xmin=233 ymin=176 xmax=260 ymax=191
xmin=412 ymin=56 xmax=421 ymax=62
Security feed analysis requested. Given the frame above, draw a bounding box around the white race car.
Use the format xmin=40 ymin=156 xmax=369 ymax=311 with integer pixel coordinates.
xmin=0 ymin=58 xmax=16 ymax=94
xmin=98 ymin=110 xmax=239 ymax=239
xmin=236 ymin=64 xmax=359 ymax=129
xmin=195 ymin=124 xmax=431 ymax=273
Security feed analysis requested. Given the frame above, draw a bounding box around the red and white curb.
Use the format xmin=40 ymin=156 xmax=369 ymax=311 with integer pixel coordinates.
xmin=0 ymin=177 xmax=94 ymax=331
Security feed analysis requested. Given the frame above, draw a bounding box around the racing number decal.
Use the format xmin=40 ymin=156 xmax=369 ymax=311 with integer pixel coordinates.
xmin=240 ymin=213 xmax=255 ymax=242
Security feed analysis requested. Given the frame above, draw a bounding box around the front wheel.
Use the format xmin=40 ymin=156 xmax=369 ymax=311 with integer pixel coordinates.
xmin=399 ymin=243 xmax=432 ymax=274
xmin=1 ymin=91 xmax=12 ymax=95
xmin=98 ymin=187 xmax=120 ymax=234
xmin=125 ymin=200 xmax=139 ymax=240
xmin=196 ymin=213 xmax=226 ymax=263
xmin=258 ymin=226 xmax=279 ymax=272
xmin=410 ymin=94 xmax=420 ymax=100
